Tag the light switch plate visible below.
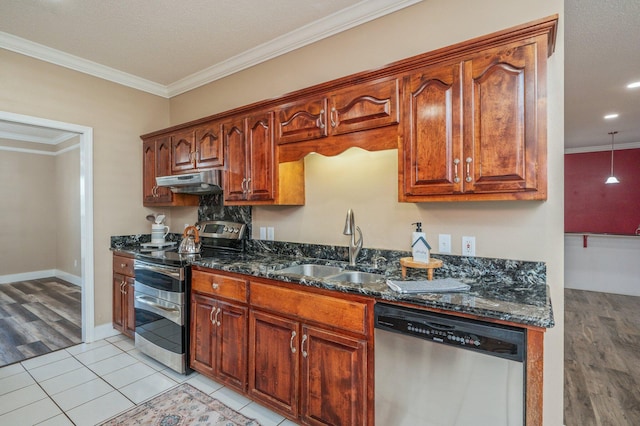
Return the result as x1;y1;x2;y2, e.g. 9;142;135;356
267;227;275;241
438;234;451;253
259;227;266;239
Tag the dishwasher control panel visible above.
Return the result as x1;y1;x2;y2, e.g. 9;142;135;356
375;303;525;362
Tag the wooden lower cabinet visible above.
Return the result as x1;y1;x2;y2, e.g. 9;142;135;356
112;254;135;338
190;293;248;391
300;325;367;426
189;270;373;425
249;310;368;425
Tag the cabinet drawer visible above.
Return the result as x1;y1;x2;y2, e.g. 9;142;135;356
250;282;368;335
192;270;248;303
113;254;134;276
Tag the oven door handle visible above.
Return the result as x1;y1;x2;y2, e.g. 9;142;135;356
134;261;183;280
135;295;180;314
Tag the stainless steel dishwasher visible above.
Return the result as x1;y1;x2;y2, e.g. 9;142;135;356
374;303;525;426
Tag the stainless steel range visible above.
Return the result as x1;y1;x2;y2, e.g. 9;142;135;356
133;220;246;374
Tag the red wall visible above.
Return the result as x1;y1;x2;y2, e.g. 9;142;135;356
565;148;640;235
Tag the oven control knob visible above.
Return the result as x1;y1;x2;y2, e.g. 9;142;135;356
224;226;229;233
233;227;239;233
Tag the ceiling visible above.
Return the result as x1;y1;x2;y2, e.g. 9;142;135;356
0;0;638;151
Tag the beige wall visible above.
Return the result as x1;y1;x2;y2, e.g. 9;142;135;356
0;49;171;325
169;1;564;424
56;138;81;277
0;146;57;274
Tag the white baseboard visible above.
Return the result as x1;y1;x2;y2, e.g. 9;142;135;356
55;270;82;286
0;269;82;286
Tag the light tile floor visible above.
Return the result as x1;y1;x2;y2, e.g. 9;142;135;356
0;334;299;426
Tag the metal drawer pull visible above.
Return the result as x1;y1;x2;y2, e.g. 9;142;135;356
301;334;308;358
215;307;221;326
465;157;472;183
330;107;337;128
209;307;216;325
453;158;460;183
247;178;252;193
121;281;127;294
135;295;179;313
318;109;325;129
211;282;219;290
290;331;297;353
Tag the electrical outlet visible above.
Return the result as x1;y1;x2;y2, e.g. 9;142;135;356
462;236;476;256
259;227;266;239
267;227;275;241
438;234;451;253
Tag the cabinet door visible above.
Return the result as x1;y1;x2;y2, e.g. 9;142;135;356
463;41;539;194
249;310;299;418
143;137;173;205
223;117;247;201
190;293;217;377
329;77;399;136
112;273;125;333
216;301;248;391
246;111;275;201
124;277;136;338
276;97;328;144
402;62;462;197
300;325;367;426
195;122;224;168
171;129;196;173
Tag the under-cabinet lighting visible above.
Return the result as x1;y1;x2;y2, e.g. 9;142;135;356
627;81;640;89
604;113;619;119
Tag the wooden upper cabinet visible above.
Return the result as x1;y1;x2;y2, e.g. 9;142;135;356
143;136;198;206
329;77;399;136
401;36;549;201
275;78;399;145
171;121;224;173
276;97;328;144
194;122;224;169
463;41;542;195
401;62;463;197
223;115;250;202
246;111;276;201
171;129;196;173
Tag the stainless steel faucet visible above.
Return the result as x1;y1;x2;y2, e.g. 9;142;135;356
343;209;363;266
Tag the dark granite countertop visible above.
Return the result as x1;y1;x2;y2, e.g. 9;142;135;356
111;237;554;329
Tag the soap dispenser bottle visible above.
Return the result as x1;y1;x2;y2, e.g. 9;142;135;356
411;222;430;263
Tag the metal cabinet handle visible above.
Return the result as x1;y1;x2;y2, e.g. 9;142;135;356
318;109;325;129
214;307;221;326
453;158;460;183
152;185;158;197
211;282;219;290
301;334;308;358
241;178;247;193
135;295;179;313
209;306;216;326
246;178;252;194
290;331;297;353
465;157;473;183
330;107;337;128
120;263;126;268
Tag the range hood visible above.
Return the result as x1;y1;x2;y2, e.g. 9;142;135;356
155;170;222;194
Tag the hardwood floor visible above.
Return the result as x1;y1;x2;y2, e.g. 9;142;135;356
564;288;640;426
0;277;81;367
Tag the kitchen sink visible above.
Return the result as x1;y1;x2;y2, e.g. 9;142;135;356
276;264;344;278
325;271;386;284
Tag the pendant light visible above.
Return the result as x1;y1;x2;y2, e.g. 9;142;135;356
605;131;620;184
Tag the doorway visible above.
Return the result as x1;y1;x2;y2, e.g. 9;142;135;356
0;111;94;346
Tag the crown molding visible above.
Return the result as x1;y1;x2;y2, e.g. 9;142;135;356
0;31;169;97
0;0;421;99
167;0;423;97
565;141;640;154
0;129;78;145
